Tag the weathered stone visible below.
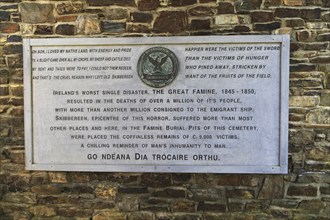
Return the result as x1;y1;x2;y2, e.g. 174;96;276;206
235;0;262;11
262;0;282;7
191;188;225;201
306;146;327;160
0;4;18;10
31;185;60;195
104;8;129;20
118;196;139;211
234;25;251;32
282;18;305;28
0;11;10;21
30;172;49;185
29;205;56;217
320;91;330;106
188;6;215;17
298;200;326;213
56;2;84;15
274;7;300;18
272;199;299;208
251;11;273;22
320;186;330;195
19;3;55;23
127;23;150;32
7;35;22;43
287;185;317;197
7;55;22;68
228;200;245;211
215;15;239;25
190;19;211;30
118;186;148;194
3;192;37;204
138;0;159;11
49;172;67;183
57;207;93;217
169;0;197;7
152;187;186;198
3;44;22;55
317;33;330;41
0;22;19;33
153;11;187;34
57;15;79;22
306;108;330;124
35;25;53;35
299;42;329;50
300;8;321;20
171;200;196;212
296;30;312;42
289;96;319;107
310;56;330;64
102;21;126;33
216;175;259;187
127;212;153;220
93;211;126;220
227;189;255;199
95;183;117;199
76;14;101;35
283;0;304;6
55;24;75;35
253;21;281;31
217;2;235;14
258;176;284;199
87;0;136;7
131;12;153;23
290;64;317;72
197;201;227;212
321;12;330;22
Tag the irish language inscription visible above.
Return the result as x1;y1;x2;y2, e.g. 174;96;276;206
24;36;289;173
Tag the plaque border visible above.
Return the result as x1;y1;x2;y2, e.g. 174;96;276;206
23;35;289;174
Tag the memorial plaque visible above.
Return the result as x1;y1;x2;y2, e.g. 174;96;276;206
24;36;289;173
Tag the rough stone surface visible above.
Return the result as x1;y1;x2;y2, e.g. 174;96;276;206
56;2;84;15
138;0;159;11
55;24;75;35
76;14;101;35
87;0;136;7
19;3;55;23
105;8;129;20
153;11;187;33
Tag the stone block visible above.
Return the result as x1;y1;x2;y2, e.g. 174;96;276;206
251;11;274;22
215;15;239;25
0;11;10;21
306;146;327;160
216;174;259;187
7;55;22;68
299;42;329;50
49;172;67;183
95;183;117;199
170;200;196;212
35;25;53;35
131;12;153;23
283;0;304;5
0;86;9;96
301;8;321;20
235;0;262;11
138;0;159;11
306;108;330;124
57;15;78;22
258;176;284;199
289;96;319;107
29;205;56;217
127;212;154;220
320;91;330;106
0;22;19;33
190;19;211;30
188;6;215;17
274;7;300;18
197;201;227;212
76;14;101;35
169;0;197;7
317;33;330;41
56;1;84;15
102;21;126;33
290;64;317;72
217;2;235;14
287;185;318;197
55;24;75;35
298;200;326;213
310;56;330;64
7;35;22;43
105;8;129;20
152;187;186;198
127;23;150;32
153;11;187;34
321;12;330;22
57;207;93;217
19;3;55;23
234;25;251;32
87;0;136;7
118;185;148;194
3;192;37;204
93;211;126;220
281;18;305;28
226;189;255;199
253;21;281;31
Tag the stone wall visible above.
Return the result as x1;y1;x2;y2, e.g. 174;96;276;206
0;0;329;219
